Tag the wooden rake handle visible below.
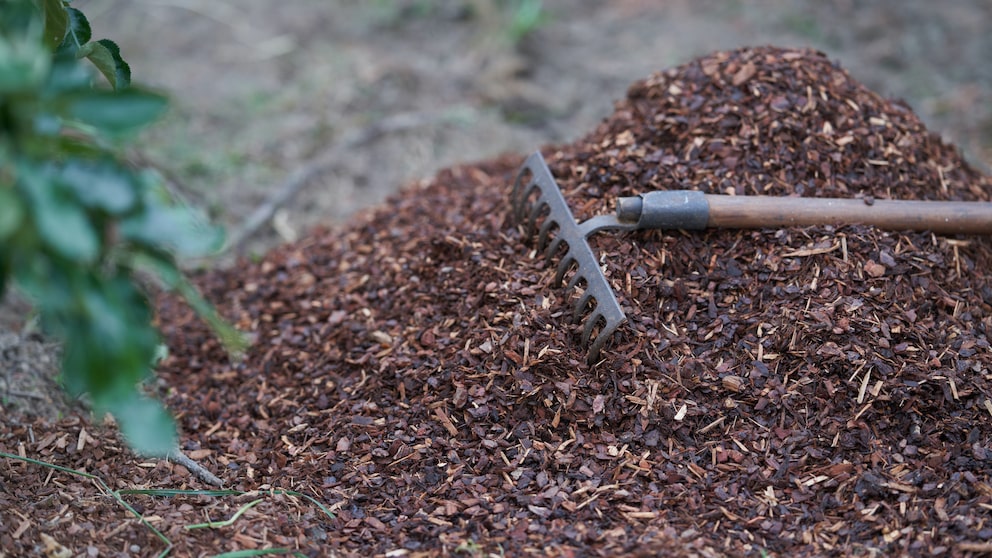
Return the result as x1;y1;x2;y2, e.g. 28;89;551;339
616;191;992;236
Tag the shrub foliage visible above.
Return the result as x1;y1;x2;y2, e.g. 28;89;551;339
0;0;245;455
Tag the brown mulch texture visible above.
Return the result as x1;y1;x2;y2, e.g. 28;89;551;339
4;46;992;556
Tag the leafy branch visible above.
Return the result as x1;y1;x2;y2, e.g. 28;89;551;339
0;0;247;456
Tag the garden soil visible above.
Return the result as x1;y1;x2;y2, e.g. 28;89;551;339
3;45;992;557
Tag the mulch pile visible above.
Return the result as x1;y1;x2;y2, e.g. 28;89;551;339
4;46;992;556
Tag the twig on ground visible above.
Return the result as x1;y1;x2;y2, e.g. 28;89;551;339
224;107;469;254
168;448;225;487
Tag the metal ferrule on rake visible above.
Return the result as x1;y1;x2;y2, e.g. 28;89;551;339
511;153;636;363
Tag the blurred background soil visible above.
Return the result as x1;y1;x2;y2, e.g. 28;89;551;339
1;0;991;415
89;0;992;256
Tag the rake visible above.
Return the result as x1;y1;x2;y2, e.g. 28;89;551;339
510;151;992;364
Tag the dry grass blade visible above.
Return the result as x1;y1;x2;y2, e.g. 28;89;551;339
0;450;173;555
185;498;264;530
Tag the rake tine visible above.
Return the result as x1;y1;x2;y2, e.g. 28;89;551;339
573;290;595;321
526;195;548;236
580;310;602;346
510;175;527;221
554;253;577;285
545;235;566;266
565;267;585;291
586;315;623;364
513;179;537;223
537;215;558;251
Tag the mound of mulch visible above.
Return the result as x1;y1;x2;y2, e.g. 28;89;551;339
4;46;992;556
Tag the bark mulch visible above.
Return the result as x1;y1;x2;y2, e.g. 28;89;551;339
4;46;992;557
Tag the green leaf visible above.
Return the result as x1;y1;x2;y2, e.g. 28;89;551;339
34;198;99;261
44;54;92;94
57;158;137;214
49;134;114;158
59;274;155;391
130;250;250;355
79;38;130;89
80;275;156;367
174;273;250;354
10;251;74;321
65;88;167;136
0;0;37;31
106;395;177;457
18;163;100;262
129;249;181;285
0;20;50;92
0;188;25;240
39;0;69;50
56;7;91;53
55;275;162;440
120;201;224;258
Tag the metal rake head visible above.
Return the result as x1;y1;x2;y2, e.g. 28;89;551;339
510;152;634;363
